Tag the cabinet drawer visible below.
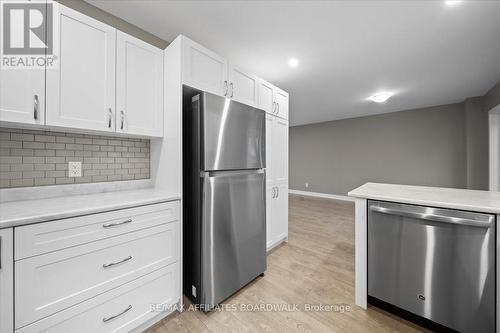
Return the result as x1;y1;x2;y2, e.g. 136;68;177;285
15;201;179;260
16;262;179;333
15;222;179;328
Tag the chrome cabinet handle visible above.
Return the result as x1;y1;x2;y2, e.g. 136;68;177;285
230;82;234;98
120;110;125;130
33;95;39;120
272;187;276;198
102;304;132;323
276;187;279;198
103;218;132;228
107;108;113;128
103;255;132;268
276;103;280;115
369;206;493;228
223;80;228;96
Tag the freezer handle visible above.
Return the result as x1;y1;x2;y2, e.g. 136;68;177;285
200;169;265;178
369;205;494;228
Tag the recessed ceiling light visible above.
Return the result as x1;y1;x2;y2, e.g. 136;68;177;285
445;0;463;6
288;58;299;68
369;92;393;103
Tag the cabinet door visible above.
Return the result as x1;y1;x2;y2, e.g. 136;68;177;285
0;69;45;126
271;181;288;243
274;88;289;120
182;37;228;97
272;117;289;184
116;31;163;137
0;228;14;333
46;5;116;132
257;79;275;114
266;184;274;250
228;63;258;106
265;113;274;185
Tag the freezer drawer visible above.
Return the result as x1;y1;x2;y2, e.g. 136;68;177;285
368;200;495;333
201;170;266;307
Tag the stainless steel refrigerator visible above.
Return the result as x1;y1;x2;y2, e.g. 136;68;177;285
183;90;266;310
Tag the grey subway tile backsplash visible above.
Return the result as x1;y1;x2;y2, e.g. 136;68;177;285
0;128;150;188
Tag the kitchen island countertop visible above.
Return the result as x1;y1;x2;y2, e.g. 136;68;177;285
349;182;500;214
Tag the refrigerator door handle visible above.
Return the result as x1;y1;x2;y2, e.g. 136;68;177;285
200;169;265;178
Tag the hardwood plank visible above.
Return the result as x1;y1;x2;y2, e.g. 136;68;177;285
145;194;428;333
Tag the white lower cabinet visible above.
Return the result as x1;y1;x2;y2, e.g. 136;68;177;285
265;114;289;250
271;181;288;243
0;228;14;333
11;201;180;333
16;263;179;333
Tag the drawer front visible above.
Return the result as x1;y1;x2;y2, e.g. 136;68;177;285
15;201;179;260
15;222;179;328
16;262;180;333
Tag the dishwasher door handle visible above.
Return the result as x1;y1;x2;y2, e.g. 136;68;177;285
369;205;494;228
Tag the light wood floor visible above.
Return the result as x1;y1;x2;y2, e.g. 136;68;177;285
146;195;428;333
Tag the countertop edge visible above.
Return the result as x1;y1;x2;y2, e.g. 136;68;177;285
348;193;500;214
0;195;181;229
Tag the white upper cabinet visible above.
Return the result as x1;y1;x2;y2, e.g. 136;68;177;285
274;88;289;120
116;31;163;137
257;79;275;114
182;37;228;97
257;79;289;120
0;69;45;126
228;63;258;106
180;36;288;117
46;5;116;132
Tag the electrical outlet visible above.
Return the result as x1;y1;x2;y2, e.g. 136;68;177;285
68;161;82;177
305;183;309;188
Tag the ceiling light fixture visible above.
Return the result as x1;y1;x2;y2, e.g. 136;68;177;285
369;92;393;103
288;58;299;68
445;0;463;6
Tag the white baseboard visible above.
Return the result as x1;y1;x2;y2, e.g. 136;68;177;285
289;189;354;202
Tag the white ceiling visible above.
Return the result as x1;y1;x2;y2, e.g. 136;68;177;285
87;0;500;126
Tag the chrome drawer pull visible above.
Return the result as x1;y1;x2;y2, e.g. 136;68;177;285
102;256;132;268
102;304;132;323
102;219;132;228
107;108;113;128
33;95;39;120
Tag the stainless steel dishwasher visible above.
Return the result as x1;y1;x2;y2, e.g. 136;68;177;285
368;200;496;333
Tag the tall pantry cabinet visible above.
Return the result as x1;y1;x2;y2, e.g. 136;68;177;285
162;35;289;251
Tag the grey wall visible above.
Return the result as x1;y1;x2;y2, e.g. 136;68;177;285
58;0;168;49
464;97;488;190
290;103;467;195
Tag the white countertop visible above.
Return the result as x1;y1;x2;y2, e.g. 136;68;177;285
348;183;500;214
0;188;180;228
